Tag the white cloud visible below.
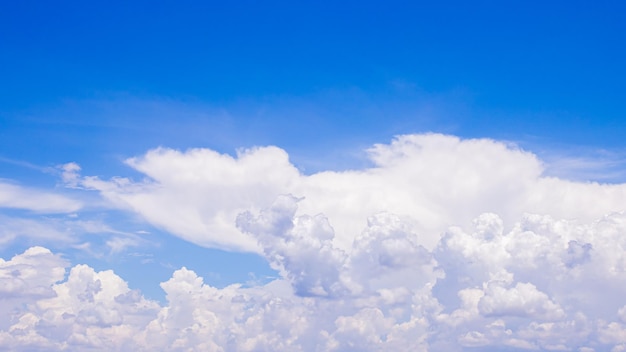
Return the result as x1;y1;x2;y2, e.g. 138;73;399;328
2;133;626;350
539;148;626;183
237;195;349;297
75;146;300;252
478;280;565;320
0;181;81;213
0;246;66;300
0;214;147;256
67;134;626;253
1;206;626;350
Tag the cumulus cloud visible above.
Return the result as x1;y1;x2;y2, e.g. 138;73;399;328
71;146;300;252
0;248;159;350
2;133;626;350
2;202;626;350
67;133;626;252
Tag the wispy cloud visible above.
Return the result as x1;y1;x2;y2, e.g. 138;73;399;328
0;181;81;213
0;156;54;173
541;148;626;183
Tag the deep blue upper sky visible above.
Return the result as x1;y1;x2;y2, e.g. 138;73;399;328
0;0;624;180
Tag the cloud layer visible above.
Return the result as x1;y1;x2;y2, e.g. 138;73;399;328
2;133;626;350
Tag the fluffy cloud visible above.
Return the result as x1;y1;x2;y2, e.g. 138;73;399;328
2;204;626;350
70;146;300;252
0;246;66;301
2;133;626;350
0;248;159;350
68;134;626;252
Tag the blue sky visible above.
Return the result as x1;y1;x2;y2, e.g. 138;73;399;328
1;1;626;350
2;1;625;150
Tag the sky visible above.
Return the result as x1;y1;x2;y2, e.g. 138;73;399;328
1;1;626;350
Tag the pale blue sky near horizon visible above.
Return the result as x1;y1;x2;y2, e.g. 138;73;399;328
1;0;625;301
